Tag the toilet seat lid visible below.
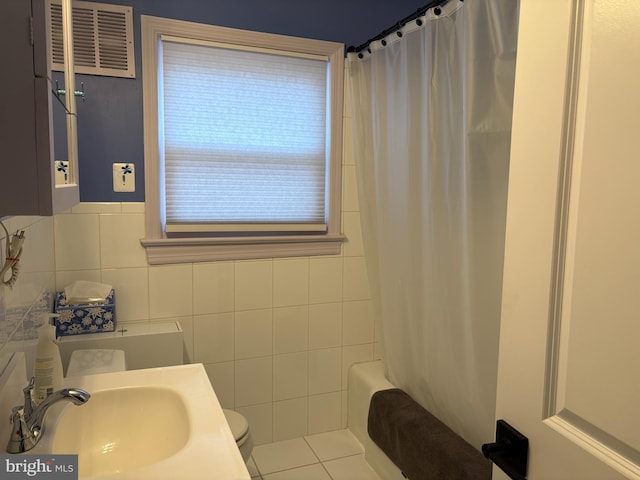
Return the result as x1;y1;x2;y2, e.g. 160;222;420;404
67;349;126;376
223;409;249;441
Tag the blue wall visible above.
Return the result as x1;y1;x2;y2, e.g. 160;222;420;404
74;0;427;202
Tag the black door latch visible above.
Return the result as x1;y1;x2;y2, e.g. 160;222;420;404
482;419;529;480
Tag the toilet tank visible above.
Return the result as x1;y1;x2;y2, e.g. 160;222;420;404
58;322;183;374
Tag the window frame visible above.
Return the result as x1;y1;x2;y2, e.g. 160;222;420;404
140;15;344;264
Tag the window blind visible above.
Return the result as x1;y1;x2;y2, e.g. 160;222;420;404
161;39;329;233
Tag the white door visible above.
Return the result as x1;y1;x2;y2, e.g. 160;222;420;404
493;0;640;479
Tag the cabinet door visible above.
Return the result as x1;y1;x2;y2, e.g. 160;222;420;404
0;0;79;216
1;0;42;214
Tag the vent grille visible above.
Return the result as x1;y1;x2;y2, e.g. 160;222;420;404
49;1;135;78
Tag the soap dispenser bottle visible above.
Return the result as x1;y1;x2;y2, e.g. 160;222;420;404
33;313;64;405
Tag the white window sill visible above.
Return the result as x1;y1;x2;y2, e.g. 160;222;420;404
140;234;345;264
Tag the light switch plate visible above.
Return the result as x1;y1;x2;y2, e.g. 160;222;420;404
55;161;70;185
113;163;135;192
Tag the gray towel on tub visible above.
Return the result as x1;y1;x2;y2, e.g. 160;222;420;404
367;388;491;480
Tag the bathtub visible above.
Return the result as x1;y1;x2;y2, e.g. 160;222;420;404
347;360;405;480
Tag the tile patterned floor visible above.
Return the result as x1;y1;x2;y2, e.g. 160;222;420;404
247;429;382;480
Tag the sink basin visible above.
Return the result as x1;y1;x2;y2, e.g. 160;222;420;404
52;386;190;476
30;363;250;480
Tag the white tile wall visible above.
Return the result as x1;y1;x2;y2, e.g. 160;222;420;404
99;213;147;269
309;258;344;304
272;397;308;441
342;300;374;346
0;75;382;444
273;351;308;400
0;216;57;374
55;269;101;290
101;267;149;322
308;303;342;350
237;402;273;445
273;258;309;307
341;166;360;213
148;263;193;318
236;356;273;407
308;392;342;433
308;348;342;395
54;214;101;271
273;306;308;354
45;192;378;444
193;262;234;314
342;212;364;257
235;309;273;359
20;217;55;275
194;313;234;363
204;360;234;407
235;261;273;311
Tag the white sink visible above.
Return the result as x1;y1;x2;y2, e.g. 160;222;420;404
32;363;250;480
52;386;190;476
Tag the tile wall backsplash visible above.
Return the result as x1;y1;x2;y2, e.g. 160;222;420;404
1;206;380;446
0;215;56;374
0;75;381;445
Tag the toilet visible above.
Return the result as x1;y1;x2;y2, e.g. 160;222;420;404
223;409;253;463
65;345;253;463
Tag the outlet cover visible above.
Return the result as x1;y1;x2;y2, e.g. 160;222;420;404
113;163;135;192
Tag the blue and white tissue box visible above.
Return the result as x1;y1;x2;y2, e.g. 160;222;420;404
54;289;116;336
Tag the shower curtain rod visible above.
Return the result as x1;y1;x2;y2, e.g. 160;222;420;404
346;0;450;55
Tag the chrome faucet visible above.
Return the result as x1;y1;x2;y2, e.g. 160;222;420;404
6;377;90;454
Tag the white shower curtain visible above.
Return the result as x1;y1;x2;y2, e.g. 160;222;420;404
348;0;519;449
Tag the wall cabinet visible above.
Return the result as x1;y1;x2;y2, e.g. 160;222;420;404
0;0;79;216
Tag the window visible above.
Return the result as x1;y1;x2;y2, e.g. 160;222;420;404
141;16;345;264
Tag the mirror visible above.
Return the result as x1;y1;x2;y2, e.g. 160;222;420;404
53;0;78;188
53;76;70;186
